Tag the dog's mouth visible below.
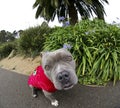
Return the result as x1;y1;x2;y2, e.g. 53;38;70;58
63;84;73;90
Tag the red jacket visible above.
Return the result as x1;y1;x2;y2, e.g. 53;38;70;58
28;66;57;92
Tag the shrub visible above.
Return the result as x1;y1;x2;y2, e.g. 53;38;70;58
43;19;120;85
0;42;16;59
18;24;52;57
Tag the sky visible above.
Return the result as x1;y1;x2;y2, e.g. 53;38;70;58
105;0;120;23
0;0;120;32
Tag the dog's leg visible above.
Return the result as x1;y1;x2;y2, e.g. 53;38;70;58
29;85;38;98
32;87;38;98
42;90;59;107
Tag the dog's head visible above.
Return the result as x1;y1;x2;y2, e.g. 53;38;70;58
41;48;78;90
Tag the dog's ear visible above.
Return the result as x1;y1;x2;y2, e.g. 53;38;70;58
40;51;49;58
40;52;44;58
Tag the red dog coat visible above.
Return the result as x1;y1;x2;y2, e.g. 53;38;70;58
28;66;57;92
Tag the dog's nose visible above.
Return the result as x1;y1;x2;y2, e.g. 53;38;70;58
57;71;70;84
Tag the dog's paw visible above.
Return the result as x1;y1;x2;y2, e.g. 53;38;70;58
51;100;59;107
32;94;37;98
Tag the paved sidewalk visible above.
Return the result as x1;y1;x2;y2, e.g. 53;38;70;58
0;68;120;108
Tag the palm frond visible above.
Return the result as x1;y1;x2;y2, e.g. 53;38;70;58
91;0;105;19
75;1;90;19
33;0;109;24
100;0;109;4
33;0;40;8
35;6;43;18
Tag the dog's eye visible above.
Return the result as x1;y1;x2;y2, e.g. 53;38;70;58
45;65;51;70
64;55;72;61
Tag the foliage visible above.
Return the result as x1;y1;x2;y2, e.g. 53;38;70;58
33;0;109;25
0;30;15;44
43;19;120;85
0;42;16;59
18;23;52;57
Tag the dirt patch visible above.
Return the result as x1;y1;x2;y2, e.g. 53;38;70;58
0;55;41;75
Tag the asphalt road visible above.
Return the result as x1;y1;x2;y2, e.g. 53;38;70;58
0;68;120;108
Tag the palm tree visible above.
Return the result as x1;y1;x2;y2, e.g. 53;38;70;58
33;0;109;25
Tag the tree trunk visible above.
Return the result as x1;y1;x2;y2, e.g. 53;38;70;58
68;0;78;25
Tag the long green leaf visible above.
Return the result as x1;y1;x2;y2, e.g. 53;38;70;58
109;59;113;79
105;52;110;60
82;56;86;75
91;52;106;75
83;45;92;66
77;63;83;76
112;51;118;72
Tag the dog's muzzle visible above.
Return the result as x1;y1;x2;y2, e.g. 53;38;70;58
57;71;73;89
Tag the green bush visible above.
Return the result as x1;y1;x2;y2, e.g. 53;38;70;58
43;19;120;85
0;42;16;59
18;24;52;57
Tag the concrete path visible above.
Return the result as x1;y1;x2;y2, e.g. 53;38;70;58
0;68;120;108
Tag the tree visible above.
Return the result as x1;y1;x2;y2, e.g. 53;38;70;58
33;0;109;25
0;30;6;43
0;30;15;43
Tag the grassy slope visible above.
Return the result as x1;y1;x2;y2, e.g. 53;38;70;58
0;55;41;75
